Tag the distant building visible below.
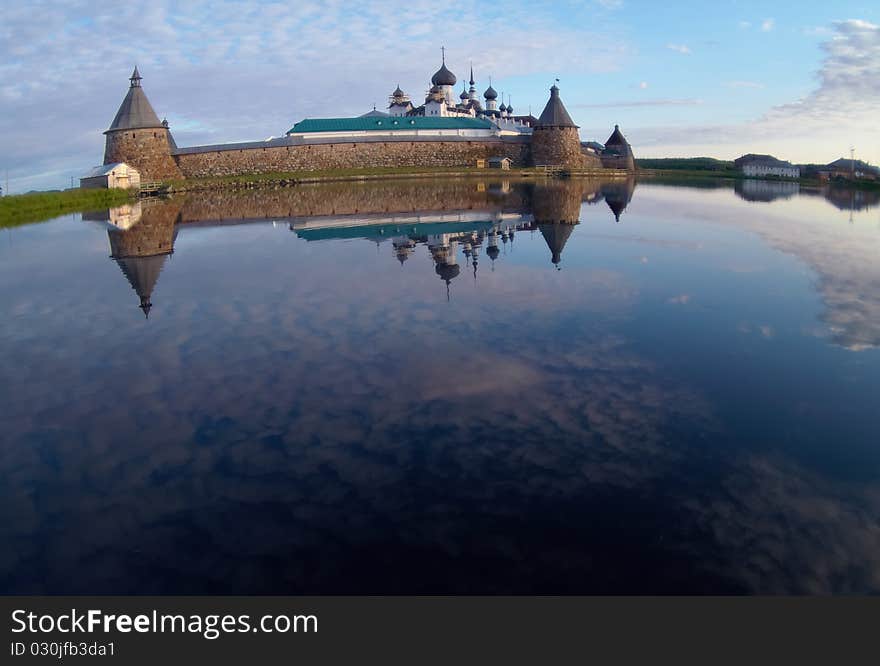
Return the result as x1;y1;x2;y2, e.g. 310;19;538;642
734;154;800;178
823;158;880;181
80;162;141;189
488;156;512;170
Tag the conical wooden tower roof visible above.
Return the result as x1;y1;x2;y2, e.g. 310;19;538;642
106;68;163;133
536;85;577;128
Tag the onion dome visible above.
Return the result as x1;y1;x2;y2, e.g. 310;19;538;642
499;102;507;113
392;85;405;98
460;86;470;101
484;84;498;101
431;52;457;86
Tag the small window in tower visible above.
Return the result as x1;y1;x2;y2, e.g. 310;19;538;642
377;121;382;125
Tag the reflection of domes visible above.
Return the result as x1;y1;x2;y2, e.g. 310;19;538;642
435;263;461;283
486;245;500;261
432;62;457;86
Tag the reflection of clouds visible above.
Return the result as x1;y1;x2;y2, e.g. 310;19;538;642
640;184;880;351
685;456;880;594
2;185;880;594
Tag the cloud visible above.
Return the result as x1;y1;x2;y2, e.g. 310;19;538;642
639;81;648;89
0;1;634;192
761;18;775;32
575;98;702;109
595;0;624;8
666;43;691;54
738;21;751;29
725;80;765;89
637;19;880;164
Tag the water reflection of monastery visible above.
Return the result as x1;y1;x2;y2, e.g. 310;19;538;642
288;179;637;296
85;179;635;314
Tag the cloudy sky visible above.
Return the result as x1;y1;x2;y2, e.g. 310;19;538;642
2;0;879;192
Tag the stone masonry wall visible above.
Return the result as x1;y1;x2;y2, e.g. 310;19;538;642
104;128;183;182
178;178;533;223
107;200;181;258
530;127;591;168
175;140;530;179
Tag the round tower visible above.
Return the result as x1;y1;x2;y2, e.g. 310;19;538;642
530;84;585;168
103;68;182;182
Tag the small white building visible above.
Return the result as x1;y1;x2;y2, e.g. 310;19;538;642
734;154;800;179
80;163;141;189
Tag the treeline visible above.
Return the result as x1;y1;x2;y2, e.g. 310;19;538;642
635;157;737;172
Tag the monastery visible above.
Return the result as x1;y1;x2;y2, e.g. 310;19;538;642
100;54;635;183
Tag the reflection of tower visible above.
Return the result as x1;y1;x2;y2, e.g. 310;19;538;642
106;202;179;317
601;177;636;222
531;180;582;268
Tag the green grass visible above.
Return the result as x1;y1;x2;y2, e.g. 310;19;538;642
0;188;136;228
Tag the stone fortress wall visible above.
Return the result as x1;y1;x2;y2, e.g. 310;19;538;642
173;137;532;179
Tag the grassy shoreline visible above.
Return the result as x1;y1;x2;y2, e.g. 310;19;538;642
0;188;136;228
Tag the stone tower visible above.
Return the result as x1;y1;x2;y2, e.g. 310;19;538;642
530;85;585;168
103;68;182;182
600;125;636;171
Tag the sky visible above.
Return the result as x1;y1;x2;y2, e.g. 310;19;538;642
1;0;879;192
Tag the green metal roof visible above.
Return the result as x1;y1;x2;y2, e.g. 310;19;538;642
287;116;494;135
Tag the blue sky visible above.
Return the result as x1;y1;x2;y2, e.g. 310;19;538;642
1;0;879;192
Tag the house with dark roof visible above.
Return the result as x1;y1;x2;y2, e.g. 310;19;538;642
823;158;880;181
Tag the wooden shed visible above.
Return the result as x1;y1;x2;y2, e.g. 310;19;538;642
80;163;141;190
488;156;512;170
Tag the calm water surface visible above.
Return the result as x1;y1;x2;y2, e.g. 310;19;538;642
1;177;879;594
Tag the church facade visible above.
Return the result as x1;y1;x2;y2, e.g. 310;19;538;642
98;55;635;182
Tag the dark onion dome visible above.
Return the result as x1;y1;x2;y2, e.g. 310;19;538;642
499;102;507;112
605;124;628;146
536;84;578;128
432;61;457;86
460;87;470;100
392;85;405;98
507;103;514;114
486;245;500;261
483;84;498;100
